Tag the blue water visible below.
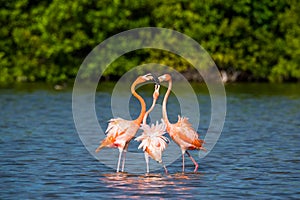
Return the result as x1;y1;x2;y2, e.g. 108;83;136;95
0;83;299;199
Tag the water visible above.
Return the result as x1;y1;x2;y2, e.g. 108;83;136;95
0;83;299;199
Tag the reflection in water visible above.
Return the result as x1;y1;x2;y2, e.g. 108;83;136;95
99;172;201;198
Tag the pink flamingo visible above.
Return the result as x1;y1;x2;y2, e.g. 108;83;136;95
159;74;206;172
135;84;169;174
95;73;156;172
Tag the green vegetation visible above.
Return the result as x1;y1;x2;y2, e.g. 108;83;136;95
1;0;299;84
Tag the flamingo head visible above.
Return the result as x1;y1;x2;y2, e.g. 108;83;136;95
158;74;171;83
153;84;160;100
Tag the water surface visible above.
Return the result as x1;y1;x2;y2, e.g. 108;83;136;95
0;83;299;199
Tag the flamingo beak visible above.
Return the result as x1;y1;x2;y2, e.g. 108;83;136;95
151;73;160;86
141;73;160;86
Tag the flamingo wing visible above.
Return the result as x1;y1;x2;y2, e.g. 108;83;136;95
106;118;132;137
169;116;204;150
97;118;139;152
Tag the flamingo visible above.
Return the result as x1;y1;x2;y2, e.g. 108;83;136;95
158;74;206;173
135;84;169;174
95;73;156;172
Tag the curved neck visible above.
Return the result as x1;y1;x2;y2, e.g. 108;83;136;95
142;97;157;124
162;79;172;125
131;81;146;125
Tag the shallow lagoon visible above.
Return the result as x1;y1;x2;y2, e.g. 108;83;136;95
1;83;299;199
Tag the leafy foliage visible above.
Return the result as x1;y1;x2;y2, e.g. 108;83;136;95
1;0;299;84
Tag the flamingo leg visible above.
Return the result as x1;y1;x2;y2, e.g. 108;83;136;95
186;151;199;172
121;150;126;172
121;143;129;172
116;150;123;172
182;153;185;173
162;162;168;174
144;153;149;174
